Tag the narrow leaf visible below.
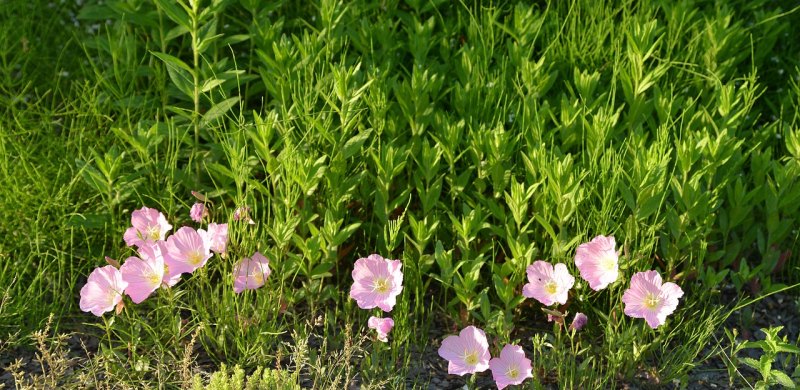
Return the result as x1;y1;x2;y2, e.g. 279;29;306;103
151;51;194;73
202;97;240;124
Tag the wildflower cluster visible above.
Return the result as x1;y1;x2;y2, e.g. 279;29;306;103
438;326;532;389
79;199;270;317
80;204;682;389
521;235;684;329
438;235;684;388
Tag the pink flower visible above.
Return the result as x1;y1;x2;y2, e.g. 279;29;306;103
119;243;179;303
163;227;211;275
233;252;271;293
489;344;533;390
574;235;619;290
80;265;127;316
189;203;208;222
437;326;491;376
522;261;574;306
120;247;165;304
199;223;227;254
621;270;684;329
123;207;172;248
367;316;394;342
349;254;403;312
569;312;588;331
145;242;181;287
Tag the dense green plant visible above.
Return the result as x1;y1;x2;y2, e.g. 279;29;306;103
723;326;800;389
2;0;800;387
191;364;300;390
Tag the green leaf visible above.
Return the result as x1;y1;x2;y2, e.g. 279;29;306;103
202;97;240;124
153;0;191;29
743;340;769;351
206;162;237;182
220;34;251;46
771;370;796;388
776;343;800;355
151;51;194;73
201;78;226;93
759;355;773;379
309;263;334;280
165;66;194;99
492;274;509;305
76;159;109;195
479;289;491;322
331;223;361;246
165;25;190;42
740;357;760;371
197;19;223;54
342;129;372;159
535;214;557;242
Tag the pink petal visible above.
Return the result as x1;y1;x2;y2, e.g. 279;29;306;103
489;344;533;389
79;265;127;316
368;316;394;342
574;235;619;290
349;254;403;312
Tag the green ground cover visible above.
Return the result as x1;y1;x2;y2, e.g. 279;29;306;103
1;0;799;388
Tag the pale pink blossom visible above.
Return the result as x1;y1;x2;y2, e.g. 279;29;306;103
189;202;208;222
437;326;491;376
80;265;127;316
120;252;163;304
123;207;172;248
233;252;271;293
622;270;684;329
489;344;533;390
199;223;228;254
349;254;403;312
367;316;394;342
522;261;574;306
120;243;179;303
569;312;588;331
574;235;619;290
144;242;181;287
163;227;211;275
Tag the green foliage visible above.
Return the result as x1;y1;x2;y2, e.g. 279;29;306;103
2;0;800;388
724;327;800;389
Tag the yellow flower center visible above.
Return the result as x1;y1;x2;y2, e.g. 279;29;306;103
106;292;117;307
600;255;617;271
147;271;160;286
373;278;390;294
188;251;203;266
146;226;161;241
506;365;519;379
463;350;479;366
253;270;264;284
544;281;558;295
644;293;660;309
